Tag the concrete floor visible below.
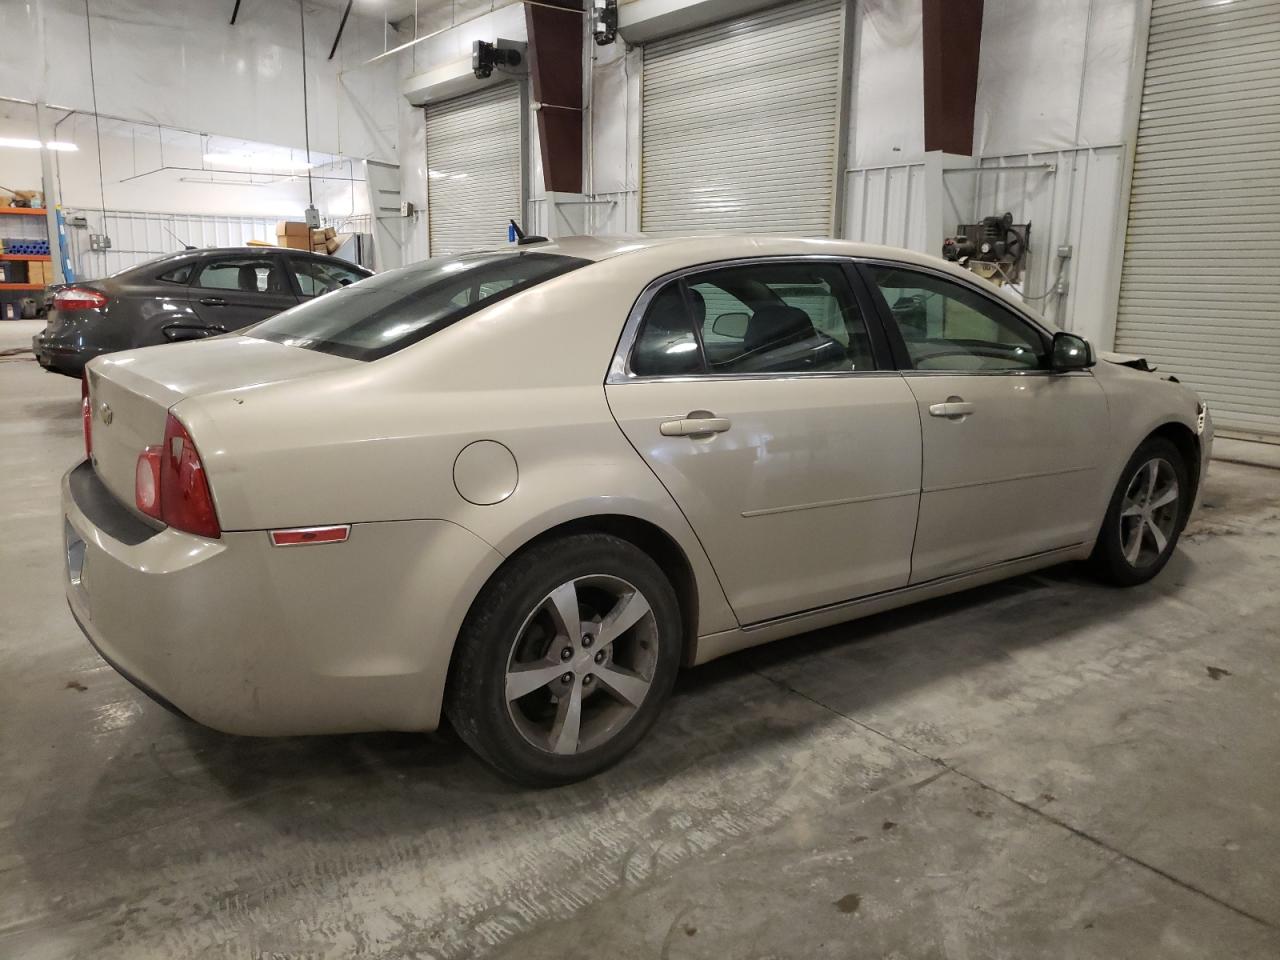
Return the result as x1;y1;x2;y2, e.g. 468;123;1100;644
2;317;1278;959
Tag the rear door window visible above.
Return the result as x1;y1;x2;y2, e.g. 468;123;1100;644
631;260;876;377
248;251;588;361
195;256;290;295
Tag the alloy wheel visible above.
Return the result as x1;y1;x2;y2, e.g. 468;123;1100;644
504;575;659;755
1119;458;1180;569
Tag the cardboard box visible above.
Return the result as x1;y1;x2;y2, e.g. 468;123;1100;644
278;235;310;250
275;220;311;238
323;227;336;240
325;234;349;254
309;228;327;244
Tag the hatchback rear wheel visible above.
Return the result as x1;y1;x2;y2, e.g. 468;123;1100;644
446;533;681;786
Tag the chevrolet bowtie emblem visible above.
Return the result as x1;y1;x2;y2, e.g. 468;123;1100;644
99;402;113;425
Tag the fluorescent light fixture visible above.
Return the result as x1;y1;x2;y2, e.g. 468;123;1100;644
203;151;313;171
0;137;77;151
178;177;271;187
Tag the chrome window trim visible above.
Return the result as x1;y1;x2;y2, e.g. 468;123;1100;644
606;255;886;385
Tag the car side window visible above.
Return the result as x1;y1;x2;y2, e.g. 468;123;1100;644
156;263;194;284
195;256;288;295
865;265;1046;371
292;259;368;298
630;284;704;377
630;261;876;378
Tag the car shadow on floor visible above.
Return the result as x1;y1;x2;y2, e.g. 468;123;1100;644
127;550;1201;823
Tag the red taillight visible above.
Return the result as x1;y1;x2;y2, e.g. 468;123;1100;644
133;413;221;538
54;287;109;311
81;376;92;458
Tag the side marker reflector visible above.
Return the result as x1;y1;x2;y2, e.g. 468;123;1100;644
270;525;351;547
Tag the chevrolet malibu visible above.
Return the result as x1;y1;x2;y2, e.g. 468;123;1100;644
63;236;1212;785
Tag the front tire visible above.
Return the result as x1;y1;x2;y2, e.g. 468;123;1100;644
445;533;682;787
1090;436;1189;586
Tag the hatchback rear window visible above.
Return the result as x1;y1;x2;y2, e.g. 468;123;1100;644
246;251;588;361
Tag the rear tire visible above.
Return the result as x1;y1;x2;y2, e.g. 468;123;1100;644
1090;436;1189;586
445;533;682;787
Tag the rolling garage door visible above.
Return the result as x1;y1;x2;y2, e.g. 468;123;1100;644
425;83;522;256
641;0;845;235
1115;0;1280;436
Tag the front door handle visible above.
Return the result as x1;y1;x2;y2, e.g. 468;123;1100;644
199;297;227;306
660;414;731;437
928;397;975;420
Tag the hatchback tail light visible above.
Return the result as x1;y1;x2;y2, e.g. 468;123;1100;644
54;287;109;311
134;413;221;538
81;376;92;458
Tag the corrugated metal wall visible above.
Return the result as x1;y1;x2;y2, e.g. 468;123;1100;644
64;209;278;280
843;145;1126;338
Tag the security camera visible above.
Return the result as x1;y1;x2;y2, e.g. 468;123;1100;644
472;40;521;80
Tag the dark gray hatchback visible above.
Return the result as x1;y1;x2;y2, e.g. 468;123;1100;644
33;247;372;378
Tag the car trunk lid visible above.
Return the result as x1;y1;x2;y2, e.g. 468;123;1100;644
85;336;357;518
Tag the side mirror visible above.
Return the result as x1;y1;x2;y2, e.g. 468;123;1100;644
711;312;749;339
1051;331;1094;371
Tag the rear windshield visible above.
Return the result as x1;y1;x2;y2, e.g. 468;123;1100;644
246;251;588;361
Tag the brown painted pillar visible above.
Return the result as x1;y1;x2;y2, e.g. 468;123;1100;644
921;0;984;156
525;0;584;194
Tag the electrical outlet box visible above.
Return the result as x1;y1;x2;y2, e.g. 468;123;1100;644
89;234;111;252
1057;244;1073;260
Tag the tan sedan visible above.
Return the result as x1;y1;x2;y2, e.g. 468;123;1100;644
63;236;1212;785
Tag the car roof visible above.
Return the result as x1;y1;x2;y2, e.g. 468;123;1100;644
526;234;1057;331
138;247;369;267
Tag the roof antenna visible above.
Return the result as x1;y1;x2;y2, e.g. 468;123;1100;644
509;219;548;246
161;225;196;250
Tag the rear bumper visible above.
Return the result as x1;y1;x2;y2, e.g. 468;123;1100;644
62;461;504;736
33;332;105;377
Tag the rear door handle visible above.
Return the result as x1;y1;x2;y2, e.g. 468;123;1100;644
928;398;975;419
199;297;227;306
660;415;731;437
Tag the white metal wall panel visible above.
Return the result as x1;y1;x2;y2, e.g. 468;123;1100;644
1115;0;1280;436
425;83;522;257
641;0;845;235
63;209;277;280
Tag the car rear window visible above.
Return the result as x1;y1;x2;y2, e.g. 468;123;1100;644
246;251;588;361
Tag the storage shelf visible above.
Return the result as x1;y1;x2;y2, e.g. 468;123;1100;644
0;283;44;290
0;254;50;262
0;207;47;217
